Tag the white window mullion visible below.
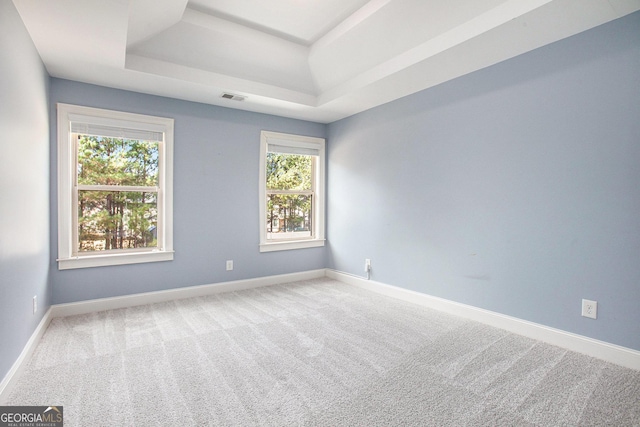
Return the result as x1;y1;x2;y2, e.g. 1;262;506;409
156;136;165;251
266;190;314;196
71;130;80;257
77;185;158;192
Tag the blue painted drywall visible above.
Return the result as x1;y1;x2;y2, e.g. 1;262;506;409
0;2;51;382
327;12;640;351
49;79;327;304
4;5;639;391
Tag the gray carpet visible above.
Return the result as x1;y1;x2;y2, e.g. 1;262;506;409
6;278;640;426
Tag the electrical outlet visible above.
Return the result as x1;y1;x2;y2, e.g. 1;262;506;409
365;259;371;273
226;260;233;271
582;299;597;319
33;295;37;315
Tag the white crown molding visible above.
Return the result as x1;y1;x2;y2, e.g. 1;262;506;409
14;0;640;122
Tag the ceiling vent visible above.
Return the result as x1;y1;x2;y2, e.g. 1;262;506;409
221;93;246;102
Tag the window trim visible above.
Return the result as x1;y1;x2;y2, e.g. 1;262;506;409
259;131;325;252
57;103;174;269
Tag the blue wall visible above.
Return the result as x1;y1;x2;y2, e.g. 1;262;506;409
49;80;327;304
0;2;51;383
327;12;640;351
3;5;639;387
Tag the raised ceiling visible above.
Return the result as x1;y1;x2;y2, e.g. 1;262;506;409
12;0;640;123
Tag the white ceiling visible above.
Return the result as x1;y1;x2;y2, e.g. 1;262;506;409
12;0;640;123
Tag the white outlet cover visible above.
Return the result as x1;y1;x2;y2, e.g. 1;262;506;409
581;299;597;319
226;260;233;271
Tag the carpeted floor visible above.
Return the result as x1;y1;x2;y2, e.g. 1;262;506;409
6;278;640;426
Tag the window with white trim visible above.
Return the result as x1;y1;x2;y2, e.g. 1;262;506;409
259;131;325;252
57;103;174;269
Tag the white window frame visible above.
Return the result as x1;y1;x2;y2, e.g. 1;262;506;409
259;131;325;252
57;103;174;269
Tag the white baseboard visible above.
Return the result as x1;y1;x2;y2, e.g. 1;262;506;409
3;266;637;406
52;269;326;318
327;269;640;371
0;269;325;403
0;307;53;404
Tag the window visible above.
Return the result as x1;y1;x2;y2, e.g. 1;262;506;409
259;131;325;252
57;103;173;269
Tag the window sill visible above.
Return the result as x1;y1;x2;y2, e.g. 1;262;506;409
259;239;325;253
58;250;174;270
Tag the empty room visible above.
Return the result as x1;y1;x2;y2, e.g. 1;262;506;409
1;0;640;425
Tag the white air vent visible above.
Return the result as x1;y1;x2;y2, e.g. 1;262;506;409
221;93;246;101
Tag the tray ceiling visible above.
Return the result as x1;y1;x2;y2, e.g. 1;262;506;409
13;0;640;123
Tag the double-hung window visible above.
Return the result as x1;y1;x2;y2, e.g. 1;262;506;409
57;103;174;269
259;131;325;252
